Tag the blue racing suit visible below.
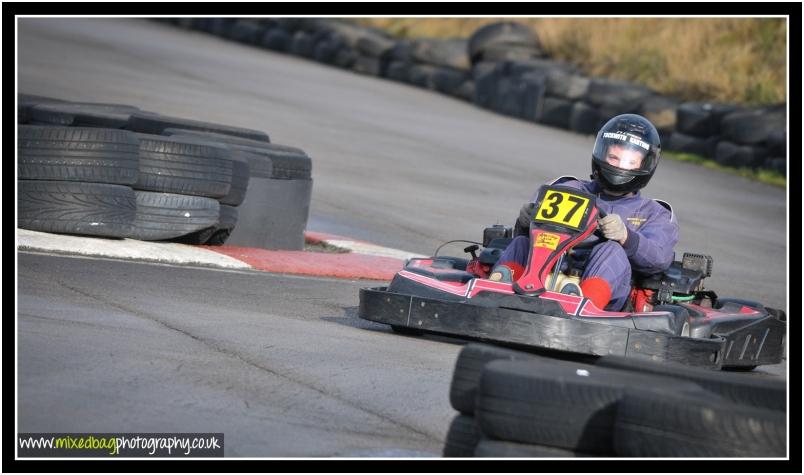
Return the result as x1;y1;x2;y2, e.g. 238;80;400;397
498;176;679;311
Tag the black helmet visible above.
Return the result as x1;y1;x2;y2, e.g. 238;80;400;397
591;114;661;194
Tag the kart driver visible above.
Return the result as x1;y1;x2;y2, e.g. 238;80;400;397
487;114;679;311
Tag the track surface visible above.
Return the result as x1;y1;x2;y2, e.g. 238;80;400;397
18;253;453;456
16;19;788;456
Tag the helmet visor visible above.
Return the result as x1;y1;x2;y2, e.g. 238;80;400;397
592;132;658;174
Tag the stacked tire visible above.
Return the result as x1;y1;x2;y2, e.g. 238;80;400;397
158;128;313;249
444;343;786;458
18;125;140;238
18;94;312;249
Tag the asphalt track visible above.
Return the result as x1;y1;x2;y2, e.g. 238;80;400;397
16;18;789;457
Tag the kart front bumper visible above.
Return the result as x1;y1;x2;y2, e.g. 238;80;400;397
359;287;784;370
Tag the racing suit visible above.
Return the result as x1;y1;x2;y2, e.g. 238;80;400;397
497;176;679;311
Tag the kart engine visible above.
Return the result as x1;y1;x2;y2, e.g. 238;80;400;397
637;253;714;305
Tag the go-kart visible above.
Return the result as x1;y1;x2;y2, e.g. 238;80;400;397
359;184;786;370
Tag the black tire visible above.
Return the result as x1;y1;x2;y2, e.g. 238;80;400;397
474;44;546;64
468;22;542;64
442;415;481;457
765;307;786;322
312;38;342;64
569;101;604;135
18;126;140;185
129;191;220;241
289;30;315;58
545;71;591;101
585;78;655;112
471;62;500;108
134;134;234;198
260;28;291;52
613;388;786;457
535;97;573;128
385;61;412;83
714;141;764;168
430;67;470;95
449;343;538;415
225;19;263;44
332;48;358;69
352;55;382;76
390;325;424;336
594;354;786;411
171;227;217;245
720;104;786;145
161;129;310;180
407;64;439;89
476;359;704;455
18;180;135;238
229;143;311;180
217;204;239;230
651;304;691;336
126;111;271;143
638;95;679;135
675;102;738;137
474;438;591;458
28;102;141;129
205;229;232;246
175;203;239;245
666;132;720;159
219;151;252;206
355;34;395;58
18;94;68;124
409;38;470;70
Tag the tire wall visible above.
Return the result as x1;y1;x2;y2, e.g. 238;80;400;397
444;343;786;458
157;18;787;176
18;99;313;250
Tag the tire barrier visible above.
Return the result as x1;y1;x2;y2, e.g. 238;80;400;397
444;343;786;457
154;18;787;177
17;94;313;249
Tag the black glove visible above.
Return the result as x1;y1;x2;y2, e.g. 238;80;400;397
515;202;536;235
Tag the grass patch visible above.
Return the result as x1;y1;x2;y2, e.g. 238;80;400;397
353;18;787;106
663;151;786;188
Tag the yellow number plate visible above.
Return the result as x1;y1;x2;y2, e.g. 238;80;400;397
535;190;591;229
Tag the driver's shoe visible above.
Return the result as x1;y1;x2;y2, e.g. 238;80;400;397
489;265;514;283
559;282;583;297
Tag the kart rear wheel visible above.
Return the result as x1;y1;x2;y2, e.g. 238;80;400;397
765;307;786;321
652;304;691;337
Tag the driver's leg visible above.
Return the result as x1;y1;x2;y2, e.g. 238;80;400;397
488;235;528;282
580;241;632;311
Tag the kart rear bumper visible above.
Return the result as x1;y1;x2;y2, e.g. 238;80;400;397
714;315;786;368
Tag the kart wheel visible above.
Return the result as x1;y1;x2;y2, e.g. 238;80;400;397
390;325;424;336
652;304;691;337
765;307;786;321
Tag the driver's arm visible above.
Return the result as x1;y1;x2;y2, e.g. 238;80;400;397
621;204;679;275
